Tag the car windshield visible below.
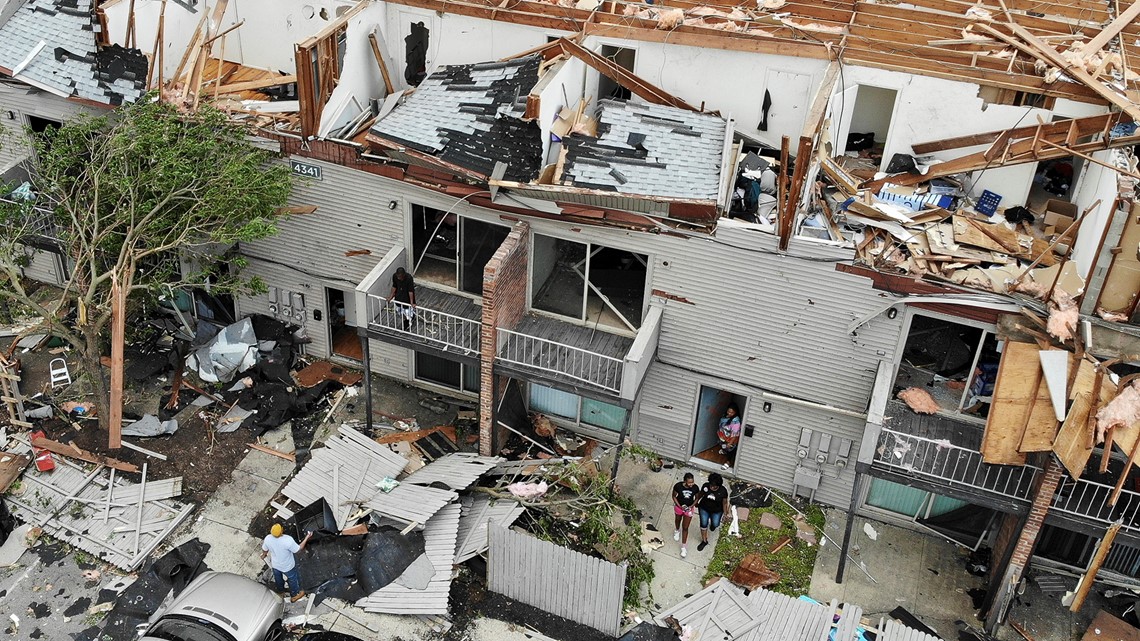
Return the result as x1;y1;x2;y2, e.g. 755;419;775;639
146;615;237;641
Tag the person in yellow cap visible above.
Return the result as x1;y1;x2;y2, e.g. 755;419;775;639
261;523;313;602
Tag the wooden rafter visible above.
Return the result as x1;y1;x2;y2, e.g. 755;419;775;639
868;114;1140;189
911;112;1130;154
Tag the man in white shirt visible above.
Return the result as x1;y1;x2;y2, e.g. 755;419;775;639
261;523;313;602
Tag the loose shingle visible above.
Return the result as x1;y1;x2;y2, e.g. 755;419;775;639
0;0;146;104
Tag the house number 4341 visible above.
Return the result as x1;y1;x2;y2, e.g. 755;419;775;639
291;160;322;180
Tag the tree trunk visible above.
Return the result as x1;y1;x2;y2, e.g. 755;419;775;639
80;327;111;434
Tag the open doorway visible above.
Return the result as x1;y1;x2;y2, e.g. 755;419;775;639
691;385;747;470
325;287;361;361
597;45;634;100
1028;156;1081;212
530;234;648;332
846;85;897;172
404;21;429;87
894;314;1001;420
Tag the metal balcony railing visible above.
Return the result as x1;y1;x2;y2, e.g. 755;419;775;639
496;328;624;394
1052;476;1140;535
366;295;480;355
873;428;1040;501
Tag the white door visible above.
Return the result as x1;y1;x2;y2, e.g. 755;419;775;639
830;85;859;156
760;69;813;145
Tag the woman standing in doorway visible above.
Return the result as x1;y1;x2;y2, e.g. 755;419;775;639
696;472;730;552
717;404;742;469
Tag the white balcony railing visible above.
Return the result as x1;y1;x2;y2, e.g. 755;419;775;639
1052;476;1140;535
873;428;1040;501
367;295;480;355
496;328;624;394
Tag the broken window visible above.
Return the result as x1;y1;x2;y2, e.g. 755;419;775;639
411;204;510;295
978;86;1055;110
405;21;429;87
597;45;634;101
26;115;60;135
865;478;994;549
415;351;479;393
530;234;648;331
894;313;1001;419
529;383;627;432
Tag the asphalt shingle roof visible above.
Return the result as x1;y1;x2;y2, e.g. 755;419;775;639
370;55;543;182
562;99;726;200
0;0;147;105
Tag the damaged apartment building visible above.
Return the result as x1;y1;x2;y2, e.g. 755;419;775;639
4;0;1140;633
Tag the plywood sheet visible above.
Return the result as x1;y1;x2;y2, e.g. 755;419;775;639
1054;392;1094;479
982;341;1038;465
953;215;1022;254
1019;375;1060;452
1098;201;1140;314
1083;609;1140;641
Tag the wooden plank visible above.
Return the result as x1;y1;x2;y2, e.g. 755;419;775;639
1019;373;1061;452
1082;0;1140;57
1071;522;1122;612
981;342;1038;465
30;436;139;473
120;441;167;460
1054;393;1095;479
247;442;295;461
213;74;296;94
109;278;125;449
368;30;395;95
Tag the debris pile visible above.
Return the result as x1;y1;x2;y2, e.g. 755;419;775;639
819;159;1085;303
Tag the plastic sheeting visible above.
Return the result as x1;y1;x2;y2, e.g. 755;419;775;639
187;318;259;383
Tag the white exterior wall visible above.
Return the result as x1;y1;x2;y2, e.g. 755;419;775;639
0;84;95;171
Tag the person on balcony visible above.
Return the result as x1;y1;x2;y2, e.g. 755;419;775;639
717;404;742;469
387;267;417;330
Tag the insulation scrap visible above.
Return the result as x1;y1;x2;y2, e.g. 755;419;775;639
1096;381;1140;443
1046;291;1078;342
1013;279;1048;298
657;8;684;29
1098;307;1130;322
965;5;994;20
532;413;556;438
759;0;785;7
507;480;549;500
898;387;940;414
780;18;845;33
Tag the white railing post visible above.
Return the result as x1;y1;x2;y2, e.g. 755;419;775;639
496;328;624;394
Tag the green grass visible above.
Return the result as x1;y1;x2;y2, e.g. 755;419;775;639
703;493;825;597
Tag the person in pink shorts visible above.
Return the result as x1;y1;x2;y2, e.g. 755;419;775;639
672;473;698;558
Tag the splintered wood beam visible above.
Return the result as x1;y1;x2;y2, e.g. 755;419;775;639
212;74;297;95
1082;0;1140;58
368;30;395;95
109;278;125;450
979;23;1140;121
867;126;1140;190
556;39;699;111
803;60;840;139
1070;521;1121;612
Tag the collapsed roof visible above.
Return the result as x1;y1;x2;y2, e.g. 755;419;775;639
369;56;544;183
0;0;147;105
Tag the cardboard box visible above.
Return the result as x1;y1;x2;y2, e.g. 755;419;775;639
1043;198;1077;234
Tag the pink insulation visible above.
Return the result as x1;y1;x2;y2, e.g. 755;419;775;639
898;387;940;415
1096;381;1140;443
1046;291;1078;342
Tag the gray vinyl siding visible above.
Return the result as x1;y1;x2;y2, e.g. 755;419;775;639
634;361;864;507
237;157;406;359
0;84;96;171
20;246;63;286
650;227;902;412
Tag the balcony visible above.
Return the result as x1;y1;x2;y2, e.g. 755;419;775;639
1051;475;1140;541
356;247;481;360
496;306;661;402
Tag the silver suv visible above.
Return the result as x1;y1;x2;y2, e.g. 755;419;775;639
140;571;285;641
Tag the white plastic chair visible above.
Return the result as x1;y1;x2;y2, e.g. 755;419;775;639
48;358;71;389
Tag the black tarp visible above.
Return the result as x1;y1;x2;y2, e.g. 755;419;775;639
99;539;211;640
618;622;677;641
283;526;426;605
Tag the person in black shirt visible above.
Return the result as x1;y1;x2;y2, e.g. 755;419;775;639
387;267;417;330
696;472;730;552
672;473;698;558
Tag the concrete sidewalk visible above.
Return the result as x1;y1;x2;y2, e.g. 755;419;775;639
616;460;722;617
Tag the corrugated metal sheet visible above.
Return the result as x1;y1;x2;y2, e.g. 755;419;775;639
654;580;869;641
487;525;626;636
634;361;866;507
21;247;62;286
237;156;406;359
365;483;457;528
404;453;502;490
281;425;407;528
453;495;525;563
356;501;461;615
6;449;192;571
